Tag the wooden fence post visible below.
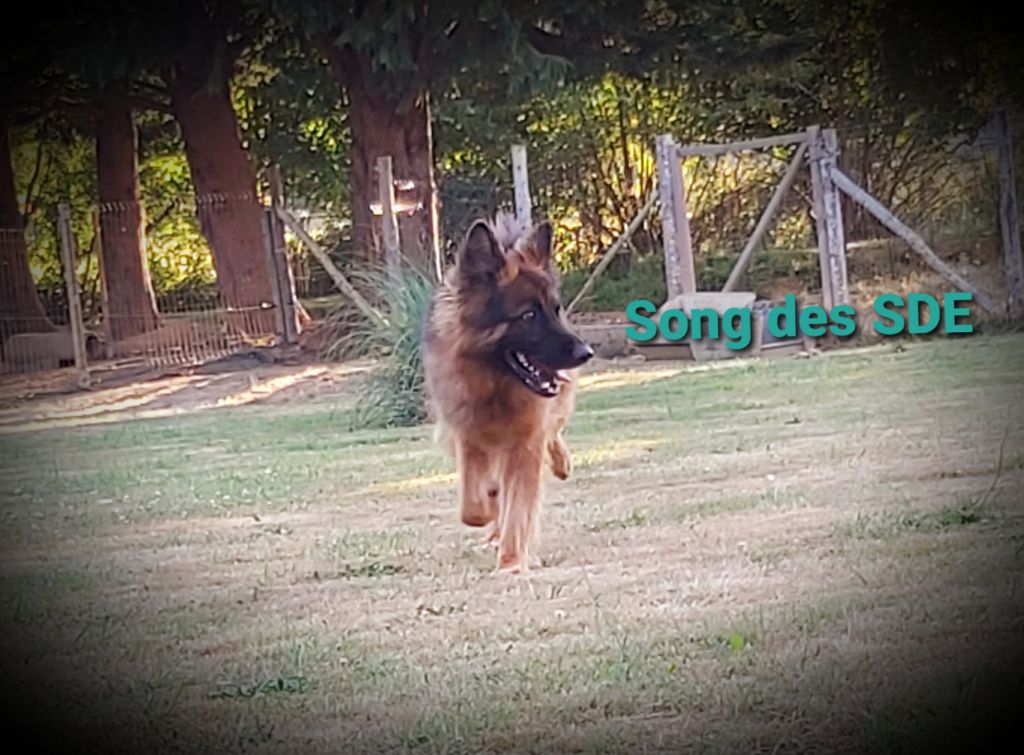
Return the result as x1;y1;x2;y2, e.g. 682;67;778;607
995;110;1023;317
656;134;697;299
377;156;401;278
808;127;850;309
57;203;89;385
670;146;697;296
511;144;532;227
92;206;114;358
261;207;288;341
267;165;300;343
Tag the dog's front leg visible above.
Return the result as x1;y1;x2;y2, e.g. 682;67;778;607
457;440;496;527
496;441;544;573
547;431;572;480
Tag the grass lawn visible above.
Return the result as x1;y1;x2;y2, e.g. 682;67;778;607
1;333;1023;754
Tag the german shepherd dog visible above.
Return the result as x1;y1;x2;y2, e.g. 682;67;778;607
422;214;594;573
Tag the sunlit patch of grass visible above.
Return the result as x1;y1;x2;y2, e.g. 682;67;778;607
367;471;457;495
572;437;665;469
577;367;684;392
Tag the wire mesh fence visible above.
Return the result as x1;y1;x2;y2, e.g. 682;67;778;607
1;191;295;380
656;122;1010;306
837;130;1003;282
0;226;83;375
278;208;349;302
99;193;285;367
678;143;819;298
439;177;504;266
3;116;1015;381
556;112;1019;318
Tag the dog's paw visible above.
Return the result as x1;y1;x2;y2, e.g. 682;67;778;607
478;524;500;549
495;562;526;576
548;441;571;480
497;553;529;575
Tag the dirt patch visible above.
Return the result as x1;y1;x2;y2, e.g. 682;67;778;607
0;349;640;433
0;354;374;431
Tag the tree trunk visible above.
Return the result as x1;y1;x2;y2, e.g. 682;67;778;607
95;93;159;341
0;123;53;339
325;47;441;277
167;62;280;335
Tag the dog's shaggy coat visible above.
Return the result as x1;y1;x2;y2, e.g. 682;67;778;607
422;215;593;572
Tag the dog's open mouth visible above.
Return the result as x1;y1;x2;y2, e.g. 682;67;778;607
505;350;570;397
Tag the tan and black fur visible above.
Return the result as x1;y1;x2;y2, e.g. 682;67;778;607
422;214;594;573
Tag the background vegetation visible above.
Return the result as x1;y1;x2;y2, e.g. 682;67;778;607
4;1;1019;313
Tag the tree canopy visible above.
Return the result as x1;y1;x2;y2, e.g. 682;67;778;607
1;0;1017;313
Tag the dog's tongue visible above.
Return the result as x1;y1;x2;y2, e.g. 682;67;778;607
555;370;571;384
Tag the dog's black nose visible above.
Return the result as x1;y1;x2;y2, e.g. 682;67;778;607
572;341;594;364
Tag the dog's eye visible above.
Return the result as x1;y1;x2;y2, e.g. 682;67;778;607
520;310;536;321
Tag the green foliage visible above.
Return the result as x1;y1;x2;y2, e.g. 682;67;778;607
562;255;667;313
562;242;825;313
235;29;351;214
8;0;1017;319
14;122;221;298
856;0;1024;117
834;501;987;541
273;0;572;99
210;675;311;699
138;149;217;294
12;120;100;311
327;265;434;429
438;68;822;272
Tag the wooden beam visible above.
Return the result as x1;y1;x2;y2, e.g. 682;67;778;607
830;167;999;314
261;207;288;341
676;131;808;158
655;135;680;298
995;110;1023;317
376;156;401;278
57;203;90;385
267;165;300;344
807;127;832;308
92;207;114;359
808;127;850;309
670;147;697;295
723;141;808;292
656;134;696;298
511;144;532;227
275;207;389;328
566;192;658;315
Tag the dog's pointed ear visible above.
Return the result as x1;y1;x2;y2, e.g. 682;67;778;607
526;221;554;267
459;221;504;283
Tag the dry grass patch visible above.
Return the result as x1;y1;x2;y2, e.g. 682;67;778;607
1;333;1022;753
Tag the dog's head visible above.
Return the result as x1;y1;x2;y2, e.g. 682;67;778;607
454;215;593;397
